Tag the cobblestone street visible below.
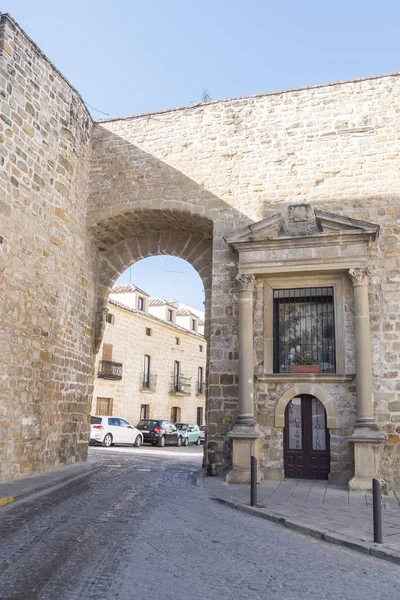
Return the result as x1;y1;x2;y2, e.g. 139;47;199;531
0;448;399;600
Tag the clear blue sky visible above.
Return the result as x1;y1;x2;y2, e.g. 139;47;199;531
6;1;399;307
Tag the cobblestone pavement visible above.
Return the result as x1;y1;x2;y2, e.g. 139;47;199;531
0;448;399;600
204;477;400;552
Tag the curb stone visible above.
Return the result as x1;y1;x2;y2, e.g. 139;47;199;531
212;497;400;566
0;464;101;508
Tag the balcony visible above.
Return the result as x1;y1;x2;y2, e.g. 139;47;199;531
170;375;191;395
196;381;205;395
140;373;157;392
98;360;123;380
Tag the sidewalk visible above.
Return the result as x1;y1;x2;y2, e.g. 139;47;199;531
201;476;400;565
0;460;100;507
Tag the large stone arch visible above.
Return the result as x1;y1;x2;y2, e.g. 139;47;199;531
274;384;337;429
89;208;214;352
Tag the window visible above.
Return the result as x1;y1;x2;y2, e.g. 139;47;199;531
96;397;113;415
145;327;152;336
138;296;145;311
173;360;180;391
175;337;180;345
273;287;336;374
105;313;114;324
167;309;173;322
197;407;204;426
140;404;150;419
143;355;151;388
199;345;203;352
191;319;197;331
197;366;204;394
170;407;181;423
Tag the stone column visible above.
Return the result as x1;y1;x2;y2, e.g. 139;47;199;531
236;274;256;426
226;273;263;484
348;267;385;491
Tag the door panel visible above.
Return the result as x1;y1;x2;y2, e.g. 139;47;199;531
284;395;330;480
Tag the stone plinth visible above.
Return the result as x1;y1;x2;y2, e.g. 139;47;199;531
348;428;386;491
226;426;264;484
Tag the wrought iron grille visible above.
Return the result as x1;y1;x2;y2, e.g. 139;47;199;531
273;287;336;374
98;360;123;380
170;375;191;394
140;373;157;392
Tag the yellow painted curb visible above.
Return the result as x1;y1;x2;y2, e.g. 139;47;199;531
0;496;14;507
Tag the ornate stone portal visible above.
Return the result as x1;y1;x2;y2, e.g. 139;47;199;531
226;208;384;489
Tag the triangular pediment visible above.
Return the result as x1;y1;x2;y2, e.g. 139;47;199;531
226;209;379;246
315;211;379;237
225;214;284;244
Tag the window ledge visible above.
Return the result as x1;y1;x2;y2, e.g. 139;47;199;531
139;388;156;394
169;391;188;396
256;373;355;384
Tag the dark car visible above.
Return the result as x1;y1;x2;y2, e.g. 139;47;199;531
136;419;181;447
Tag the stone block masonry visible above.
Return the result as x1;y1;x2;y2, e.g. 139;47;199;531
1;12;400;487
0;14;94;478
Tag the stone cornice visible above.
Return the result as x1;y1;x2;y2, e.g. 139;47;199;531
256;374;355;383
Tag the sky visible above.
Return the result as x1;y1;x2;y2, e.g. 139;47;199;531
6;1;400;306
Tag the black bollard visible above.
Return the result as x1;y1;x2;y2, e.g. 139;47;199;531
250;455;257;507
372;478;383;544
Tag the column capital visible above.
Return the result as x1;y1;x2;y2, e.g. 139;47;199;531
235;273;255;292
349;267;371;287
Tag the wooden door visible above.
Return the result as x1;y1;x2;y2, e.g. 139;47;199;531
96;397;113;415
284;395;330;480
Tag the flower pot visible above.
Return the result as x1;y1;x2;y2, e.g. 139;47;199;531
290;364;320;374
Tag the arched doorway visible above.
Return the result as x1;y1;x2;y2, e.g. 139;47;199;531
284;395;330;480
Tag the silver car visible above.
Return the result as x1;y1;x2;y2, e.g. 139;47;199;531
90;416;143;448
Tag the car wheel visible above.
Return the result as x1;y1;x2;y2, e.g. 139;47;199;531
183;437;189;447
134;435;142;447
157;436;166;448
102;433;113;448
177;436;182;447
196;436;201;446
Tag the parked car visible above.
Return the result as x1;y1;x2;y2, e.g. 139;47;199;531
90;416;143;448
175;423;201;446
136;419;180;447
199;425;205;444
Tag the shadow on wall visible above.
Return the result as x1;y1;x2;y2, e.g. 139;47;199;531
87;124;257;474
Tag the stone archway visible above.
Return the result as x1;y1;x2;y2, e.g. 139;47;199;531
274;385;337;429
89;209;214;352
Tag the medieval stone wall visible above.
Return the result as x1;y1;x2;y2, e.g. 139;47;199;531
0;14;94;479
89;74;400;482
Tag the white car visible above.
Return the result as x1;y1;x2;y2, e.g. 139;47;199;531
90;416;143;448
199;425;205;444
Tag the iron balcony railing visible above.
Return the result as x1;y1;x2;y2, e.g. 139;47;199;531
98;360;123;380
140;373;157;392
197;381;205;395
170;375;191;394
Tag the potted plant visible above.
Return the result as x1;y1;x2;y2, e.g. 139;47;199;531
290;352;320;374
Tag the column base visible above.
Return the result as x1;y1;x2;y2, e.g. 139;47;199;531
225;425;264;484
348;427;386;491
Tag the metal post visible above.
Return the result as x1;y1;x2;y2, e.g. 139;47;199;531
250;455;257;507
373;478;383;544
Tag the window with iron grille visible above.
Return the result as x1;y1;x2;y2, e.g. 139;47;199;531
105;313;114;324
145;327;151;336
273;287;336;374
